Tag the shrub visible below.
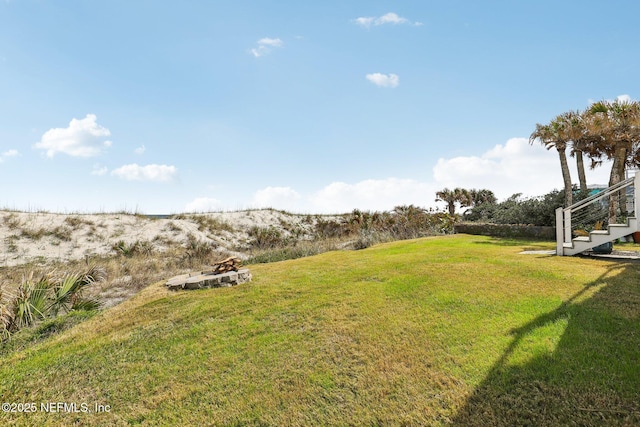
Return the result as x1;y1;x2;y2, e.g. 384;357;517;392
314;218;349;239
0;266;104;340
182;234;218;265
3;213;21;230
112;240;155;257
344;206;456;242
248;226;289;249
246;242;326;264
64;216;95;230
172;214;234;235
464;190;565;226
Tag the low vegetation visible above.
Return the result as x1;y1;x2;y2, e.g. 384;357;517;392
0;235;638;425
463;188;566;226
245;206;455;261
0;266;104;340
171;213;234;235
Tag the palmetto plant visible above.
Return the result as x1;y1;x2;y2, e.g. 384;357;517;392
49;266;105;317
0;288;15;341
11;273;52;330
2;266;105;340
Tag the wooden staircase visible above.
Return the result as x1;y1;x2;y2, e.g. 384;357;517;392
556;173;640;256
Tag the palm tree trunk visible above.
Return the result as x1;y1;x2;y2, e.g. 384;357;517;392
608;146;627;223
447;201;455;216
558;147;573;207
575;151;588;194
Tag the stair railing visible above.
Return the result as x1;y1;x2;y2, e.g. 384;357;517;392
556;173;640;255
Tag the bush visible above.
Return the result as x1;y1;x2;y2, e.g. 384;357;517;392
248;226;289;249
112;240;155;257
464;190;565;226
0;266;105;341
182;234;218;265
246;242;328;264
314;218;348;239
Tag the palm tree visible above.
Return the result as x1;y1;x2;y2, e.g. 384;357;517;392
530;116;573;207
585;99;640;222
469;189;497;206
435;188;472;215
561;111;590;194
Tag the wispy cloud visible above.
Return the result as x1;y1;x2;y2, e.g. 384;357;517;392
587;94;636;106
34;114;112;158
0;149;19;162
111;164;177;182
250;37;284;57
134;144;146;155
310;178;435;213
366;73;399;88
253;186;301;210
185;197;222;212
91;164;108;176
353;12;421;28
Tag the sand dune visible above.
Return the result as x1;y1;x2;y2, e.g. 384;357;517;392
0;209;341;267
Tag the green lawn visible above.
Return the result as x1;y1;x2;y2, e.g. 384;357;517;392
1;235;639;426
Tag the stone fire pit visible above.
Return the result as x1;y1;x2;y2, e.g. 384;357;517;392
165;268;252;291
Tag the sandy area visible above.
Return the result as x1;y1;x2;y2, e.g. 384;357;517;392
0;209;342;267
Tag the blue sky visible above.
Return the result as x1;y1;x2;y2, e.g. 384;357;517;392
0;0;637;214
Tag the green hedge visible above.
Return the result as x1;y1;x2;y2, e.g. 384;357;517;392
454;223;555;240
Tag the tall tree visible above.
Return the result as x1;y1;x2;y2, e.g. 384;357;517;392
530;116;573;207
469;189;497;206
561;111;590;194
585;99;640;222
435;188;472;215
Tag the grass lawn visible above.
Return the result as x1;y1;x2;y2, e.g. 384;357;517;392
1;234;639;426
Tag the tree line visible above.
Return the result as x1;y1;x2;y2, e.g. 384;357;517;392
529;98;640;222
435;188;497;216
435;187;563;226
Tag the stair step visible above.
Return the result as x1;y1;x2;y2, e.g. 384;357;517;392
573;236;590;242
590;230;610;235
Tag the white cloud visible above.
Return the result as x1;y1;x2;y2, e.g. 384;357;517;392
376;12;409;25
91;165;108;176
253;186;301;210
0;149;19;162
433;137;612;201
185;197;222;212
310;178;436;213
111;164;177;182
257;37;283;47
587;94;635;105
134;145;146;155
34;114;112;158
353;17;375;27
250;37;284;57
353;12;418;28
366;73;399;88
616;94;632;103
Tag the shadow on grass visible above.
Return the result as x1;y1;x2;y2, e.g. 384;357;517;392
470;236;554;248
452;261;640;426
